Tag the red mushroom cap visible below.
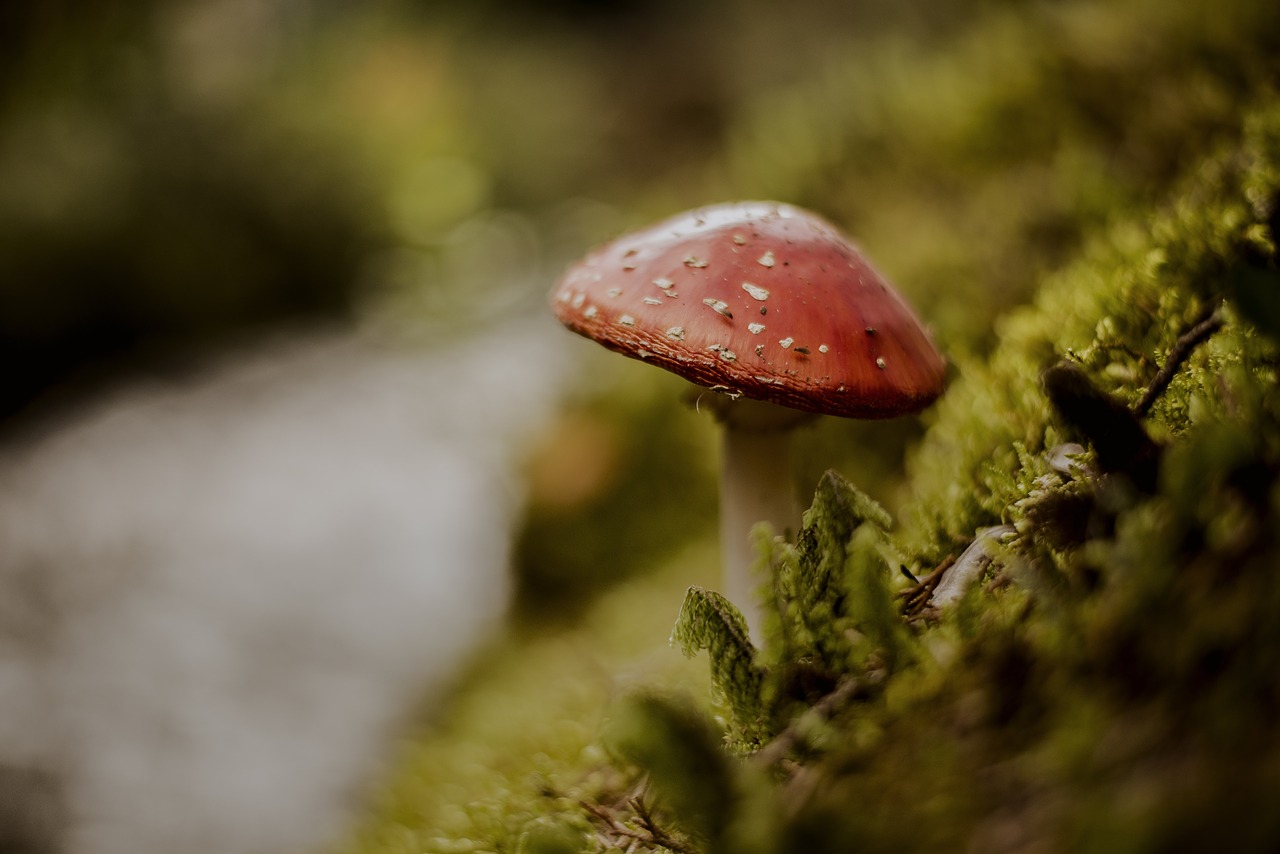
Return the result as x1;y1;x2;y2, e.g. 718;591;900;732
550;201;946;419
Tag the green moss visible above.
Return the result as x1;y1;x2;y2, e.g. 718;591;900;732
602;692;736;849
670;587;768;748
552;77;1280;854
346;2;1280;851
602;90;1280;854
341;545;716;854
712;0;1280;357
903;92;1280;563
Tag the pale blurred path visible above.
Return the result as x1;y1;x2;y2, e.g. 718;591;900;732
0;317;571;854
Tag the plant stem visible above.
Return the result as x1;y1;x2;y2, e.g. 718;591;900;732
1133;302;1224;416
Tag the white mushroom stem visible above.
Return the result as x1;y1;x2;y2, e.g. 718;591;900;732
713;398;812;646
720;426;798;644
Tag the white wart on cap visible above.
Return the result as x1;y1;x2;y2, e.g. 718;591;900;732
550;201;946;419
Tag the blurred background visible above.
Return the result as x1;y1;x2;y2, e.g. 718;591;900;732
0;0;1275;852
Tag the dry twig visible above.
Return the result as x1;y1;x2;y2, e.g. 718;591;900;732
899;554;955;618
581;794;697;854
753;676;865;769
1133;302;1225;417
629;796;698;854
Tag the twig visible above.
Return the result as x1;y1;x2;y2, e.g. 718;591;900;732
899;555;955;617
630;796;699;854
581;797;697;854
984;571;1012;594
581;800;648;850
753;676;864;768
1133;303;1225;417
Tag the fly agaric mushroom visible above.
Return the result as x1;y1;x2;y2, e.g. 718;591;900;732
550;201;945;643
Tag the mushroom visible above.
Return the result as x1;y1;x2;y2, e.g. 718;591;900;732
549;202;946;643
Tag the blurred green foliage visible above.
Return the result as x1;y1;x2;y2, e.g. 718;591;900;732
15;0;1273;601
0;0;382;419
342;541;718;852
706;0;1280;515
513;359;718;617
10;0;1280;849
595;87;1280;854
341;0;1280;850
561;95;1280;852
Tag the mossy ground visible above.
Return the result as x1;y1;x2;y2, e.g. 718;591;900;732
343;543;717;854
342;1;1280;851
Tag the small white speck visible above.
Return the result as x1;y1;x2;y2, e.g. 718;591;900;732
683;255;709;268
718;349;737;362
732;234;746;245
636;348;652;359
571;293;585;309
741;282;770;301
702;298;733;318
620;315;636;327
747;323;765;334
643;297;663;305
584;305;598;319
666;326;685;341
708;343;722;351
556;291;570;303
876;357;887;369
779;337;794;349
664;291;679;298
757;251;775;268
818;344;829;353
653;277;674;289
755;345;765;357
622;263;636;271
607;287;623;298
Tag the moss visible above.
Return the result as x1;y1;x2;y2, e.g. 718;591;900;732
596;90;1280;854
712;0;1280;357
670;587;768;749
903;92;1280;564
521;76;1280;854
346;1;1280;851
341;545;716;854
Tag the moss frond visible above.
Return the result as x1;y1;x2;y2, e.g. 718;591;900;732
671;586;770;748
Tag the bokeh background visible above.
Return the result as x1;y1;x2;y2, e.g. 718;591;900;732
1;0;1275;852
